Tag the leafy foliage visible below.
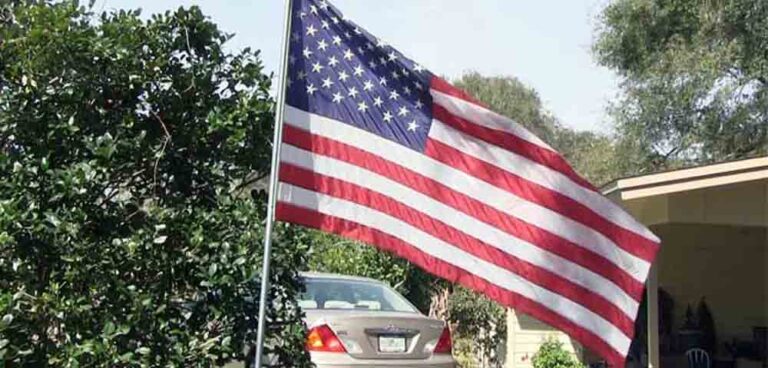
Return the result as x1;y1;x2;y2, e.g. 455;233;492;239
595;0;768;170
532;339;585;368
0;1;310;366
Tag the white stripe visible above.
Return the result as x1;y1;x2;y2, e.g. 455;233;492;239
429;118;660;243
278;183;632;356
431;89;554;151
430;92;659;243
284;106;650;282
281;144;639;318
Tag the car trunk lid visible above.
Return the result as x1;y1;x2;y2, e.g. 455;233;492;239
305;310;446;360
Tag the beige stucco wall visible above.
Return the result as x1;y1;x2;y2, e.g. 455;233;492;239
651;223;768;344
505;309;585;368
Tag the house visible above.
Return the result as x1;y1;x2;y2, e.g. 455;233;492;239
506;156;768;368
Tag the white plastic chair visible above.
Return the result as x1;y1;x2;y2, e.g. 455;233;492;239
686;348;711;368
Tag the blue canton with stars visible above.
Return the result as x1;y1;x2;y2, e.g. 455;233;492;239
287;0;434;152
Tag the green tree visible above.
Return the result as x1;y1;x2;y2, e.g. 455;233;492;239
447;288;507;368
0;2;310;366
595;0;768;171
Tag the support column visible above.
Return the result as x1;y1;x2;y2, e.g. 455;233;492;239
647;262;660;368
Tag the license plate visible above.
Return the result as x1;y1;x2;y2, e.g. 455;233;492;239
378;336;406;353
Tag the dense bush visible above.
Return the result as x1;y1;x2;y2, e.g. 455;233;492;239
0;1;310;366
532;339;584;368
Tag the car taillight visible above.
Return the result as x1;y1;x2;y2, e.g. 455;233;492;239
305;324;347;353
433;326;452;354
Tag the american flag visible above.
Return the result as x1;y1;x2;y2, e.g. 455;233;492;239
275;0;660;365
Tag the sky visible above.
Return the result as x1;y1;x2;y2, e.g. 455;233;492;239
103;0;619;132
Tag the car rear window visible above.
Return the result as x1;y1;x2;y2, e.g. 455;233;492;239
299;278;418;313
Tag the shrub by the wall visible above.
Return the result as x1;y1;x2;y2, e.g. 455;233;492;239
532;339;585;368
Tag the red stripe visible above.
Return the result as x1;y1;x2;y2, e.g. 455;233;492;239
430;76;488;108
282;124;645;300
279;164;636;336
432;104;598;191
425;139;660;262
276;203;628;368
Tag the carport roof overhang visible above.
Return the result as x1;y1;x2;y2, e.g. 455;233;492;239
602;156;768;201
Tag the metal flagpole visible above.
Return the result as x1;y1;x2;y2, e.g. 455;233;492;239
253;0;293;366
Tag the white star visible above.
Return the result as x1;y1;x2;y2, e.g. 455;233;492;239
415;81;423;90
373;96;384;107
331;16;340;24
286;77;293;89
363;80;374;91
414;64;425;72
319;0;329;9
389;90;400;100
332;91;344;103
291;32;300;42
321;20;330;30
378;56;387;65
353;65;364;77
407;120;419;131
379;77;388;86
321;77;334;89
306;83;317;95
348;87;359;98
403;86;412;95
289;55;297;65
343;49;354;61
328;55;339;67
391;70;400;79
317;39;328;51
298;11;307;19
338;71;349;82
357;101;369;112
306;24;318;37
354;27;362;35
415;100;424;109
309;4;318;14
398;106;409;117
302;47;313;59
369;60;378;69
382;111;393;122
366;42;375;51
401;68;410;77
311;61;324;73
376;38;388;48
344;31;352;39
332;36;342;46
387;51;398;62
296;71;307;80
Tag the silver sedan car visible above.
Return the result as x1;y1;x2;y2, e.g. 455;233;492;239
300;272;456;368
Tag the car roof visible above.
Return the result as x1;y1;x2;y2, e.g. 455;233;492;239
299;271;385;284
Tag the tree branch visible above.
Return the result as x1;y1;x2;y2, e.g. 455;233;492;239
232;172;269;194
151;111;172;198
